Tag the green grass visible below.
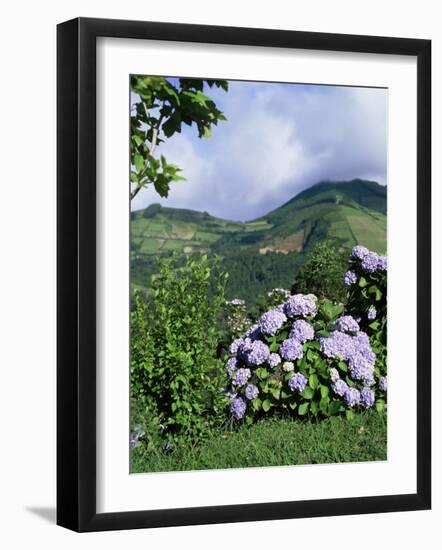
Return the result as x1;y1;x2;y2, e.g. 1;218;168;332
346;212;386;253
130;412;387;473
138;238;163;254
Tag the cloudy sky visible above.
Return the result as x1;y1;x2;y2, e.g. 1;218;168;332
131;79;387;221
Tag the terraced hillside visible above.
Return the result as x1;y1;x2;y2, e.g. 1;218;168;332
131;179;387;302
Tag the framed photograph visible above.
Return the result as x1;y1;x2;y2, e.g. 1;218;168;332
57;17;431;532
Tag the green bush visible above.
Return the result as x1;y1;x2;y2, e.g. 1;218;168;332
225;296;351;423
225;246;388;424
292;240;347;302
344;246;387;406
131;253;228;442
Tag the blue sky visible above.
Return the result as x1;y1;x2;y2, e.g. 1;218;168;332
131;79;387;221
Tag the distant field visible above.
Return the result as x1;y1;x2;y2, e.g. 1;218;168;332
346;210;386;254
130;181;387;300
130;209;270;260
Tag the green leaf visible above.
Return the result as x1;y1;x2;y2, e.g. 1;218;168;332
345;409;355;421
262;399;272;412
255;367;269;380
252;398;262;412
320;385;329;399
134;154;144;172
202;126;212;139
338;361;348;373
328;400;341;416
270;387;281;400
301;386;314;400
358;276;368;288
298;403;309;415
309;374;319;389
375;400;385;414
320;395;330;413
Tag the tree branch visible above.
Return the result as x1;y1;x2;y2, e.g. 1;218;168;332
131;185;142;200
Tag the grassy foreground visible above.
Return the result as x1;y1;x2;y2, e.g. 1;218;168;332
130;411;387;474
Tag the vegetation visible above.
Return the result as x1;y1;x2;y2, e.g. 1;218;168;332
128;76;388;476
131;254;228;442
345;247;387;402
292;240;348;302
130;180;387;306
130;243;388;473
131;411;386;473
130;76;228;200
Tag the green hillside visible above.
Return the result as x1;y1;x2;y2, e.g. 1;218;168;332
131;179;386;303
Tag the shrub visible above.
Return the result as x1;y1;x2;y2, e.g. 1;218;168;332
225;246;388;424
343;246;388;409
292;240;347;302
130;253;228;442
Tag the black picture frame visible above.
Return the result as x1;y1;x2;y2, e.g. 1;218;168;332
57;17;431;532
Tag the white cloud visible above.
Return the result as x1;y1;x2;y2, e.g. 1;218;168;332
132;82;387;220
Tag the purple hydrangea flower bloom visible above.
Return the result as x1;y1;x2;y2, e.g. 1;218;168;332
367;306;377;320
284;294;317;318
229;338;243;355
231;397;247;420
332;378;348;397
245;324;261;340
244;340;270;366
320;331;355;360
378;255;387;271
226;357;238;376
360;387;375;408
268;352;281;368
353;331;370;347
245;384;259;400
290;319;314;343
334;315;360;334
344;387;361;407
352;245;369;260
348;353;374;381
361;251;380;272
258;309;287;336
344;270;358;286
232;368;251;387
353;333;376;365
288;372;307;392
280;338;304;361
379;375;387;392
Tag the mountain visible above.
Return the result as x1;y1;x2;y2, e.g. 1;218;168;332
131;179;386;303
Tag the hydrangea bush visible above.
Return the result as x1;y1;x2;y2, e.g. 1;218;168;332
224;246;388;423
344;245;387;411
